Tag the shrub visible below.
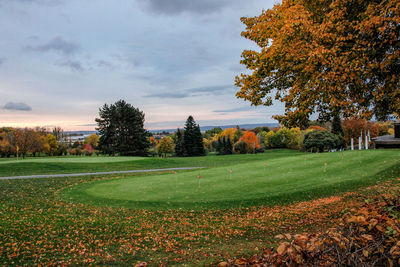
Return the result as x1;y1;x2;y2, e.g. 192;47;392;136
264;128;303;150
276;127;303;150
237;131;261;153
264;131;276;149
56;143;68;156
303;130;340;152
216;137;233;155
83;144;95;156
234;141;248;154
255;147;265;153
70;147;82;156
256;131;268;148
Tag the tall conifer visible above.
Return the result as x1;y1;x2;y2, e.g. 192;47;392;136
175;128;185;156
183;116;205;156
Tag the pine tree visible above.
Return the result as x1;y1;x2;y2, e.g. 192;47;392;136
332;114;344;136
225;136;233;155
331;114;346;149
216;137;223;155
221;137;227;154
174;128;185;156
95;100;150;156
183;116;205;156
193;124;205;156
216;136;232;155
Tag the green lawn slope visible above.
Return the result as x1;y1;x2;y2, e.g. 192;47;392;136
61;149;400;210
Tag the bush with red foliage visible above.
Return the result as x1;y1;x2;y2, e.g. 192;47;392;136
82;143;95;156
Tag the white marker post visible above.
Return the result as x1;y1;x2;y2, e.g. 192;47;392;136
365;130;369;150
359;135;362;150
351;138;354;151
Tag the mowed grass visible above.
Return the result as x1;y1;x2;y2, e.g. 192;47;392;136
61;149;400;210
2;149;400;265
0;149;299;177
0;156;147;164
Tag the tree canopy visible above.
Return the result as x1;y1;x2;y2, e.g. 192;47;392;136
156;136;174;157
235;0;400;127
95;100;150;156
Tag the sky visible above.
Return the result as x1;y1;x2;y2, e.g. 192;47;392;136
0;0;282;131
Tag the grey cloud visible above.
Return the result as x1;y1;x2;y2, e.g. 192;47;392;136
59;60;84;72
146;85;233;99
3;102;32;111
145;92;189;99
139;0;231;15
0;0;64;6
97;60;114;69
213;107;254;113
28;37;79;55
188;85;233;94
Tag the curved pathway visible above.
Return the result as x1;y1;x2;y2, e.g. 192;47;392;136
0;167;204;180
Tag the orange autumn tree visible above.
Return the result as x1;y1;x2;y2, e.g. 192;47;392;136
236;131;261;153
235;0;400;127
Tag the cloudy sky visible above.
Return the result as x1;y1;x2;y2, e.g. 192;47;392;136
0;0;282;130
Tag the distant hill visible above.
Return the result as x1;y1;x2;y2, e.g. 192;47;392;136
64;131;98;136
150;123;280;134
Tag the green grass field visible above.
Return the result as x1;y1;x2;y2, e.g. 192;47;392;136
1;149;400;265
0;156;147;164
61;149;400;210
0;149;299;177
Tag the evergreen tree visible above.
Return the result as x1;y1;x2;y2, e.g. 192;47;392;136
183;116;205;156
331;114;344;136
95;100;150;156
216;136;233;155
331;114;346;149
221;137;226;154
225;136;233;155
193;124;205;155
215;137;223;155
174;128;185;156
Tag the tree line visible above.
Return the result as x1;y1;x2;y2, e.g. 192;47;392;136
0;127;100;158
2;99;396;159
